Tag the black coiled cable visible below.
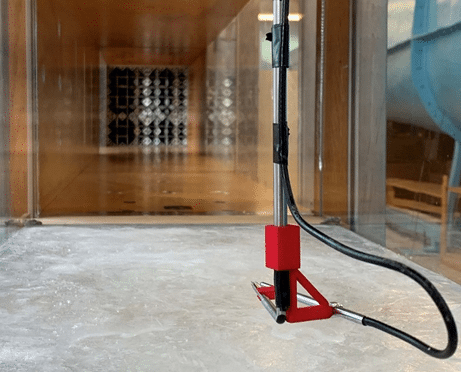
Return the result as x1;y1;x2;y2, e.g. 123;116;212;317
281;161;458;359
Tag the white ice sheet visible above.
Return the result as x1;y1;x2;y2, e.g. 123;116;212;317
0;225;460;371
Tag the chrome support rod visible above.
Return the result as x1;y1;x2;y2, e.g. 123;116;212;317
259;282;364;325
274;164;288;226
330;303;364;325
273;67;280;123
252;282;277;320
251;282;286;324
273;0;288;227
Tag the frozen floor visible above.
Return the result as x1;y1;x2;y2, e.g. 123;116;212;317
0;225;460;371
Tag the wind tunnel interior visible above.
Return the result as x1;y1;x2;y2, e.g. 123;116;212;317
24;0;333;223
4;0;461;282
33;0;290;218
1;0;461;369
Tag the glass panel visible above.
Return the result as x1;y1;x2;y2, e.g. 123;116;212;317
386;0;461;283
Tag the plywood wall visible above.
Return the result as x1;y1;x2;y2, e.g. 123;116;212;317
188;53;207;154
37;0;100;215
6;0;101;217
315;0;350;216
8;0;28;217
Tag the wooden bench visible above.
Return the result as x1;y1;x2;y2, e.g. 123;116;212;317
387;176;460;270
386;178;442;215
440;175;461;271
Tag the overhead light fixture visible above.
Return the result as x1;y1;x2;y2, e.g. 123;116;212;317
258;13;303;22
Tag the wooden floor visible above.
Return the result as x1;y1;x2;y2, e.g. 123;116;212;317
40;151;274;217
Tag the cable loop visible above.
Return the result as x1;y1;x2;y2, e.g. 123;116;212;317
281;163;458;359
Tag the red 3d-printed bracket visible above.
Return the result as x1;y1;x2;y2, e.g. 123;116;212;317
286;269;333;323
261;225;334;323
265;225;301;271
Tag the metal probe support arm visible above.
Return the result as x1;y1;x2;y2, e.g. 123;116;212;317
252;0;457;359
253;0;333;325
256;225;334;323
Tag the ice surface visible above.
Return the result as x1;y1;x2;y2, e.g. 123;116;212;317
0;224;460;371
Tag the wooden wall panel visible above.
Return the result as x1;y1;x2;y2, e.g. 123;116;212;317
188;53;207;154
37;0;101;215
0;0;9;218
8;0;28;217
316;0;350;216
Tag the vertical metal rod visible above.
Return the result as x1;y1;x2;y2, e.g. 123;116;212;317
273;164;287;226
273;0;287;227
315;0;326;217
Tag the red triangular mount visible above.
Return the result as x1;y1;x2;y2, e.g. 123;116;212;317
257;269;333;323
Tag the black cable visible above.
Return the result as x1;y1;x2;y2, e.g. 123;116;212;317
281;161;458;359
275;0;457;359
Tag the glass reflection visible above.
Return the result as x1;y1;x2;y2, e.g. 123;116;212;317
386;0;461;282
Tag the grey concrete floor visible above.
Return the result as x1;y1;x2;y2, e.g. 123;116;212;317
0;224;460;371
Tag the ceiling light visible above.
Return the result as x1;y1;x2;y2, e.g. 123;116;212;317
258;13;303;22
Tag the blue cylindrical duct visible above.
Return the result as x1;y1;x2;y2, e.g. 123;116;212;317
387;0;461;139
387;0;461;199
